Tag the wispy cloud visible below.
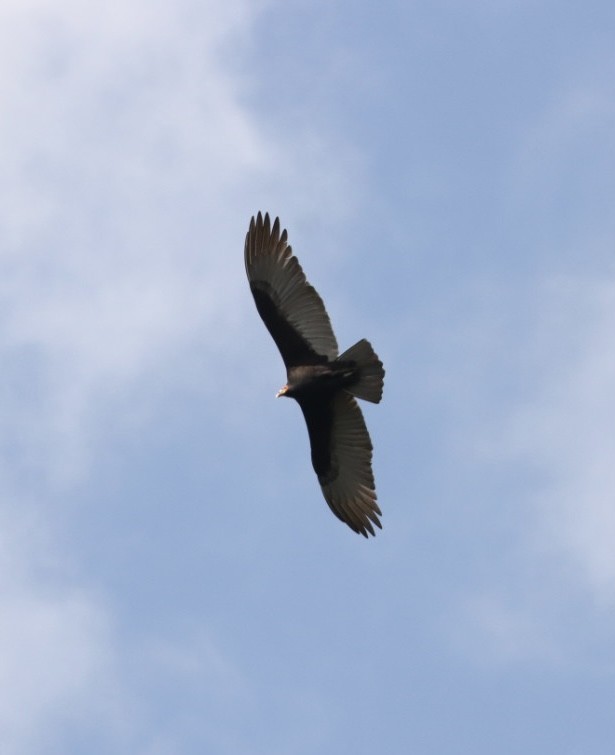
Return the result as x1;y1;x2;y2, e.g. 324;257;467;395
0;2;342;750
450;274;615;666
0;2;367;750
500;66;615;610
0;506;121;754
448;66;615;666
505;277;615;606
0;0;274;485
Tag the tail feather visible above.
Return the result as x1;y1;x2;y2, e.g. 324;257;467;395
338;339;384;403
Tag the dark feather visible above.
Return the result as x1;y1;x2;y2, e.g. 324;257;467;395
299;393;381;537
244;212;338;367
245;212;384;537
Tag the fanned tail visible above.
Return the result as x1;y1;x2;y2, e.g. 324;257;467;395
337;339;384;403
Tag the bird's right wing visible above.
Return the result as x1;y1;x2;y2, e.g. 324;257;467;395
245;212;338;367
300;392;382;537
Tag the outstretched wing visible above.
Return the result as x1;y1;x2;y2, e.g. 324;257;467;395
299;392;382;537
245;212;338;367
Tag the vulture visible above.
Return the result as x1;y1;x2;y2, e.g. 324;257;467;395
244;212;385;537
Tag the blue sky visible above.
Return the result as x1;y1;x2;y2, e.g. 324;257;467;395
1;0;615;752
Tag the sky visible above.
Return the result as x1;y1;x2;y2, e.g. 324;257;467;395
1;0;615;753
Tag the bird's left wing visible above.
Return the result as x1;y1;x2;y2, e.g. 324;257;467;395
245;212;338;367
299;391;382;537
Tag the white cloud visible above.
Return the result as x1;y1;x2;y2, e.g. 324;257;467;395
0;3;363;749
0;506;123;754
506;277;615;607
446;61;615;664
457;274;615;671
0;0;276;485
454;67;615;667
451;271;615;671
0;0;362;487
0;501;254;754
497;66;615;607
0;3;317;750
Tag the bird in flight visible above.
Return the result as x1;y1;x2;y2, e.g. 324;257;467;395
244;212;385;537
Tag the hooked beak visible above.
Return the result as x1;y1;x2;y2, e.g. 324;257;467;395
276;385;288;398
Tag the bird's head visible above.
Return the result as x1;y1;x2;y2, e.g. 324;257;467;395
276;385;289;398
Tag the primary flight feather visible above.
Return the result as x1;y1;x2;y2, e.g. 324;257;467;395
245;212;385;537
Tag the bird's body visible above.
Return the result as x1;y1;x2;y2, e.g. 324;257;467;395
282;363;356;399
244;212;385;537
